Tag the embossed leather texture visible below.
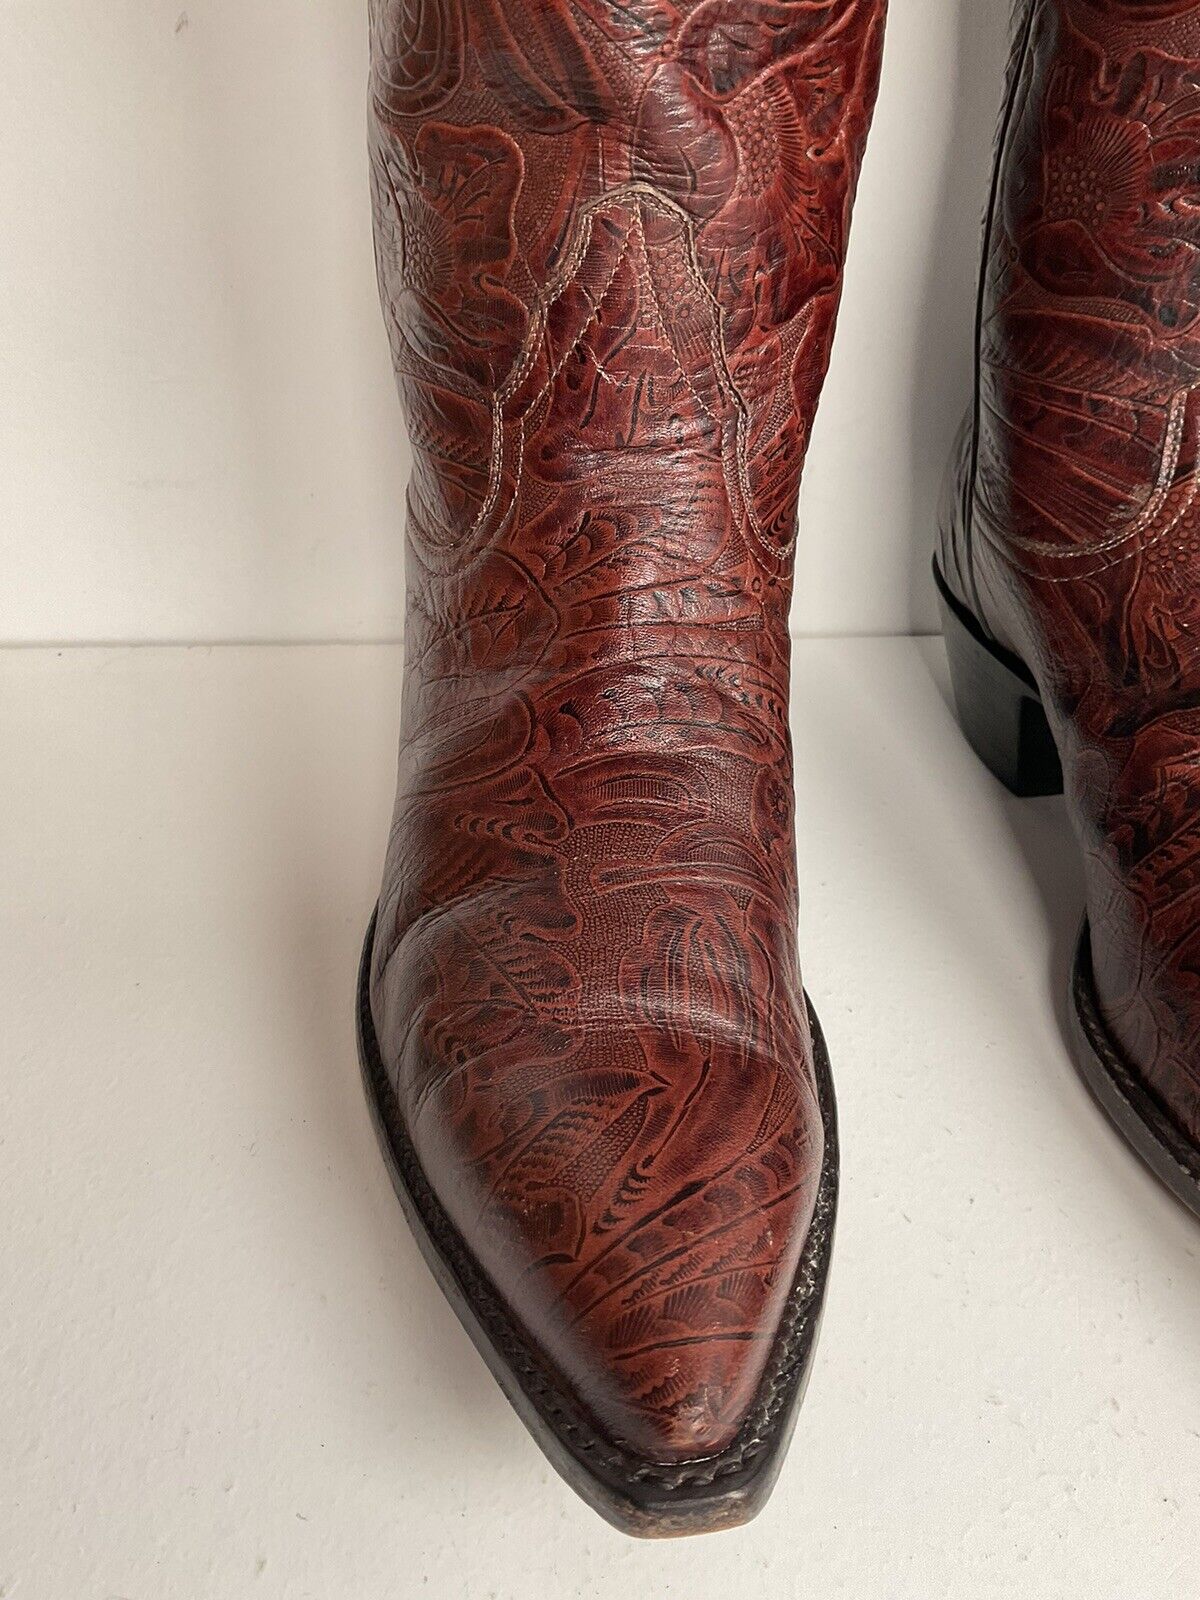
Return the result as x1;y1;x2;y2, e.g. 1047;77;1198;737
940;0;1200;1153
363;0;885;1530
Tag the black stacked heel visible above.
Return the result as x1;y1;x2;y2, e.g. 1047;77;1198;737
933;560;1063;799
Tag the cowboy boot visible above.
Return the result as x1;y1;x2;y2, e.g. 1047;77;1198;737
937;0;1200;1216
358;0;886;1534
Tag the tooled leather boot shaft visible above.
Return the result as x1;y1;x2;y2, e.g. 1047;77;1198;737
942;0;1200;1138
368;0;886;711
366;0;885;1464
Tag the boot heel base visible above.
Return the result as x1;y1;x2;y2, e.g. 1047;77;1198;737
933;560;1064;799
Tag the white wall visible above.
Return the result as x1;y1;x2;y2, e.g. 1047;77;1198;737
0;0;1010;645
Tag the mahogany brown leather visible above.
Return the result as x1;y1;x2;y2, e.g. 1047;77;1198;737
940;0;1200;1145
366;0;885;1462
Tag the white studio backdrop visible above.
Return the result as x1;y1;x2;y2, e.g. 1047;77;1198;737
0;0;1010;645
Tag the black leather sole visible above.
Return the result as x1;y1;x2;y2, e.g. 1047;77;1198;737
356;910;839;1537
936;559;1200;1219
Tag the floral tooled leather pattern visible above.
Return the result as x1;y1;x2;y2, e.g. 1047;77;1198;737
367;0;884;1460
941;0;1200;1142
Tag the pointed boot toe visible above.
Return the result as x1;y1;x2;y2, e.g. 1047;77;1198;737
359;911;837;1535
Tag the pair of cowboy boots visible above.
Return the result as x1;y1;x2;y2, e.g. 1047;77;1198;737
357;0;1200;1536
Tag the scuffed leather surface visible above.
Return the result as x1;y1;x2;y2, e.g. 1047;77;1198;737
367;0;884;1460
941;0;1200;1143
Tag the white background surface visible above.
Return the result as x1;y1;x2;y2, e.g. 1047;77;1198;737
0;0;1009;644
4;639;1199;1598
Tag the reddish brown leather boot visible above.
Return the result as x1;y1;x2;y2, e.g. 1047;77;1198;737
357;0;885;1534
937;0;1200;1217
